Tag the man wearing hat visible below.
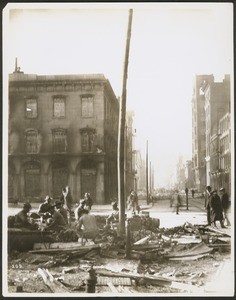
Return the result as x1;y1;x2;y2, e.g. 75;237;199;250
219;187;231;226
44;205;67;232
15;203;37;229
209;190;225;228
38;195;53;216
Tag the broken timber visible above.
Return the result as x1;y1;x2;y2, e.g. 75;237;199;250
95;269;204;293
30;244;100;254
38;268;70;293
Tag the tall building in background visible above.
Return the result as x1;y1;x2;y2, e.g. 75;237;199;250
124;111;136;199
176;155;186;191
202;75;231;192
185;160;194;189
192;74;214;192
8;68;119;204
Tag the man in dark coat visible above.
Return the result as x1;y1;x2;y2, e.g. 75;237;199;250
84;192;93;211
38;195;53;216
219;187;231;226
209;190;225;228
14;203;38;230
44;205;67;232
205;186;212;226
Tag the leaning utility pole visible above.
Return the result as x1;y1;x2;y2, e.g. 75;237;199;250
118;9;133;235
146;140;149;205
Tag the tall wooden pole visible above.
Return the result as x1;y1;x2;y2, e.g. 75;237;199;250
150;161;152;195
146;140;149;204
118;9;133;235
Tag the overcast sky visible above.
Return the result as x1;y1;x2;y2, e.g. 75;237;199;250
3;3;233;188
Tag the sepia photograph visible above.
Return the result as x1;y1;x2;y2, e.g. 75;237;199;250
2;2;234;297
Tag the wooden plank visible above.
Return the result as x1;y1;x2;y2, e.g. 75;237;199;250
37;268;69;293
97;276;131;286
133;235;150;245
107;282;119;293
206;226;231;237
30;244;100;254
95;269;172;286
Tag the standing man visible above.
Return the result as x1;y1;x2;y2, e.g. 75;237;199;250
205;186;212;226
219;187;231;226
209;190;225;228
84;192;93;211
191;188;195;198
127;190;139;215
175;190;181;215
60;186;73;225
185;187;189;210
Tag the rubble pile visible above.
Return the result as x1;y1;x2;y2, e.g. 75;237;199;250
7;217;231;294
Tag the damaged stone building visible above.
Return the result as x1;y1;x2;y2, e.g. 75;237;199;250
8;69;119;204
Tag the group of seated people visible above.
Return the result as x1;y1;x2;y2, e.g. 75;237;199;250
10;195;120;243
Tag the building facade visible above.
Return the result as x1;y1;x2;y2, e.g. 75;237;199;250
8;70;119;204
218;112;231;193
202;75;230;192
124;111;136;199
192;74;214;192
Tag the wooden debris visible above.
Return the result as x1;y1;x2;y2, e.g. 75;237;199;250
133;235;150;245
205;226;231;237
95;268;172;286
165;242;212;259
97;276;131;286
37;268;70;293
107;282;119;293
30;244;100;254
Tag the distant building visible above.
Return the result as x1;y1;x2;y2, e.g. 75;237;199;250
8;69;119;204
192;74;214;191
125;111;136;198
185;160;194;189
176;155;186;191
137;158;146;191
202;75;230;192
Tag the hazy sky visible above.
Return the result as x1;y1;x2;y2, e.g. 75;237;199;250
3;3;233;187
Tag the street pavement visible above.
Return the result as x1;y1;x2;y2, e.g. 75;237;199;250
8;195;225;229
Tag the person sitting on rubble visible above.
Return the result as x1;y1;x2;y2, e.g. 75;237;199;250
38;195;53;216
43;205;67;232
74;199;86;222
76;209;99;242
55;200;68;224
14;202;38;230
106;201;119;227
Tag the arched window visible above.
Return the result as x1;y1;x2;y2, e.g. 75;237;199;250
25;129;38;153
24;163;41;197
52;128;67;153
80;127;96;152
